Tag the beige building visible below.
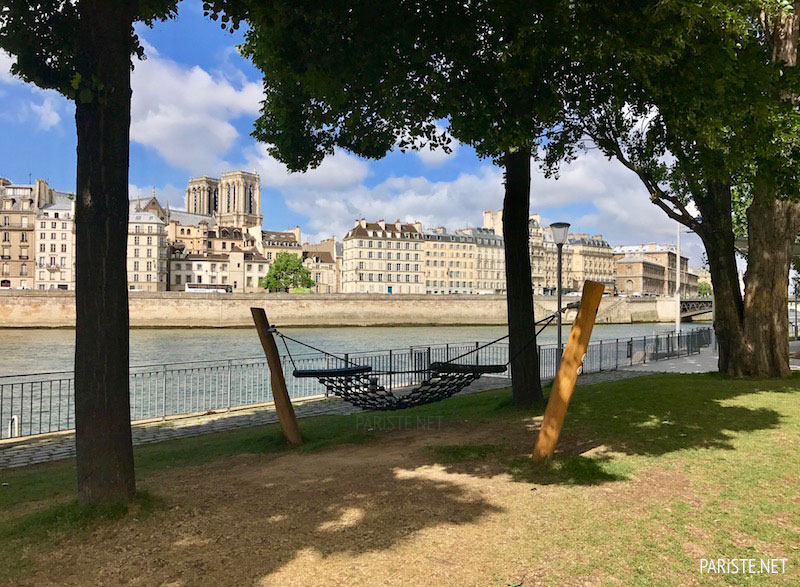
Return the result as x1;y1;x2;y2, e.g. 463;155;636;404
302;237;340;293
127;211;168;291
461;227;506;294
260;227;302;262
614;244;698;296
1;179;57;289
693;267;712;294
483;210;614;295
423;227;477;294
614;255;667;296
167;209;215;255
341;219;424;294
566;233;615;291
36;195;76;290
186;171;262;228
169;247;269;293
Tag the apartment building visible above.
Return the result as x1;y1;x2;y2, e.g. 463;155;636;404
455;227;506;294
613;244;698;296
484;210;614;294
423;227;476;294
127;211;168;291
0;179;57;289
341;219;424;294
302;237;340;293
261;227;302;262
35;195;76;290
170;247;269;293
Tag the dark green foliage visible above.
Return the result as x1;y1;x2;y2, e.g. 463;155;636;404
0;0;179;96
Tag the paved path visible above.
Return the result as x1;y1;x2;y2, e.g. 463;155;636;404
0;369;650;470
623;345;720;374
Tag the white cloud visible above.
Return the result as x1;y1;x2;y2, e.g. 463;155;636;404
531;148;706;264
30;96;61;130
244;144;370;191
0;50;17;84
130;39;263;175
414;143;459;166
274;144;705;264
272;165;503;244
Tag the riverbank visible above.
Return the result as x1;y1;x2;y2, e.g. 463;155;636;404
0;290;709;328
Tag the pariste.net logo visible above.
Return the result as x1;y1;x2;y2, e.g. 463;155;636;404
700;558;788;574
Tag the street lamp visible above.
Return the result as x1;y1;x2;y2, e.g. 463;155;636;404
550;222;570;353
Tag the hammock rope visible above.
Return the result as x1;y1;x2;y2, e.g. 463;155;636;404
271;305;573;411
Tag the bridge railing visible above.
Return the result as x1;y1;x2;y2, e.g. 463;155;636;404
0;327;713;441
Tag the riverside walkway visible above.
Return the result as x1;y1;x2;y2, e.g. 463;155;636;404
0;368;647;470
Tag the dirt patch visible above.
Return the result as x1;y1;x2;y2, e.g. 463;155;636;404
5;419;757;586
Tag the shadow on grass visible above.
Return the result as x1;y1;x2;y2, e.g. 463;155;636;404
418;372;793;486
0;373;795;583
0;490;164;581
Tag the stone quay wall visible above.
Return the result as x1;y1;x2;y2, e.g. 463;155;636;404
0;290;694;328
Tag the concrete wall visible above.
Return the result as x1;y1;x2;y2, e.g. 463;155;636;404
0;290;689;328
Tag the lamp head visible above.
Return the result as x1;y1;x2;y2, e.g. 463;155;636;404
549;222;571;245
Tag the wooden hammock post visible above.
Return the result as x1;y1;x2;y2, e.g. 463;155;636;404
251;307;303;445
532;280;605;462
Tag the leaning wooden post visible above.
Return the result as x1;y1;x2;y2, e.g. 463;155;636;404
251;307;303;445
532;280;604;462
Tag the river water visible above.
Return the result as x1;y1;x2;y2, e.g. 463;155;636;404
1;322;709;376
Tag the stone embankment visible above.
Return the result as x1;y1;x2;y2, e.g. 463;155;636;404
0;290;690;328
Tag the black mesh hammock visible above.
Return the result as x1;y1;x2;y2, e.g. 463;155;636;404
271;306;572;411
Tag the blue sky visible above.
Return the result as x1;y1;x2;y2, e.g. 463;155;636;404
0;0;705;264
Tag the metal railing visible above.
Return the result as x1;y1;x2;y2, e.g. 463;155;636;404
0;328;713;441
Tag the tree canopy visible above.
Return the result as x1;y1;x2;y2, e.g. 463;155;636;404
260;252;315;291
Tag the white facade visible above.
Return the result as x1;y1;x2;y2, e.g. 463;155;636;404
127;212;168;291
341;219;425;294
35;195;76;290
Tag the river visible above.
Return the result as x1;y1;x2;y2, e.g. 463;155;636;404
1;322;709;376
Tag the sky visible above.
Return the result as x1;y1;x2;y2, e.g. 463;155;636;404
0;0;706;265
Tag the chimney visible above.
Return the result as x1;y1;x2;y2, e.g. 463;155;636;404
395;220;402;231
378;219;386;230
413;221;422;233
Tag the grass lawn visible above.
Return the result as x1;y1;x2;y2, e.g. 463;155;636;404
1;373;799;586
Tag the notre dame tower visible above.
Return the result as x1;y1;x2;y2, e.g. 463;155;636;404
185;171;262;228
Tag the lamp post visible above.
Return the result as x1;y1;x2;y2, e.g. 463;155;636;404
550;222;571;354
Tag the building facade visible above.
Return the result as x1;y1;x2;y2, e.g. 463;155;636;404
186;171;262;228
613;244;698;296
483;210;614;295
614;255;667;295
341;219;425;294
35;195;76;290
423;227;477;294
127;211;168;291
463;227;506;294
302;237;340;293
1;179;61;289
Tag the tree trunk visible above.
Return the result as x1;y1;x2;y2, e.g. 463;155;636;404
74;0;136;504
742;176;800;377
502;148;543;407
692;181;749;375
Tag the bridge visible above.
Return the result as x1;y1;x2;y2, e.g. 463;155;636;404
680;298;713;320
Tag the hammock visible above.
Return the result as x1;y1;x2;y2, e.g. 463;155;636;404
270;305;574;411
